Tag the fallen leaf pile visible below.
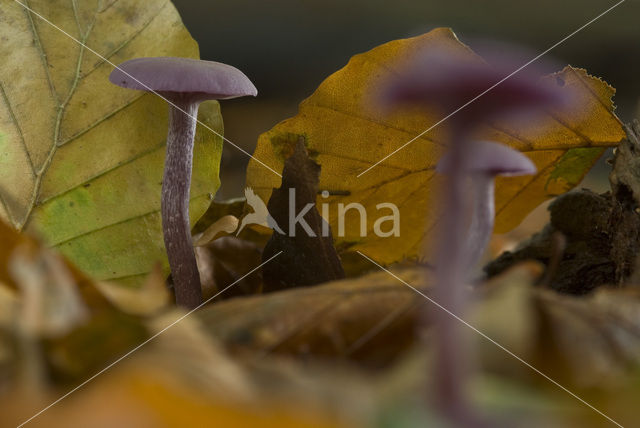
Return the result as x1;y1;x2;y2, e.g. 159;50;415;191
0;219;364;428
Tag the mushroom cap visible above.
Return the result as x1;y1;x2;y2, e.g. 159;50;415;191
109;57;257;100
437;140;536;177
380;48;566;124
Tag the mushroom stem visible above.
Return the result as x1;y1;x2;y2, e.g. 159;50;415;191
162;97;202;309
465;174;495;268
432;136;476;424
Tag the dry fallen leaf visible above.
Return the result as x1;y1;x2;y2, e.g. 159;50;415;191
194;215;239;247
195;236;264;300
0;217;105;308
3;317;355;428
198;259;640;386
246;28;626;265
198;260;640;426
2;213;638;427
10;245;89;337
0;236;358;428
197;265;428;368
0;218;354;428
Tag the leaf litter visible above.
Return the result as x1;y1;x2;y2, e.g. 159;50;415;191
0;4;639;427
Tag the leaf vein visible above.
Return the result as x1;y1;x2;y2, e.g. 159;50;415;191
312;103;445;147
0;191;17;228
57;92;146;147
81;1;170;80
39;140;166;205
23;0;59;104
21;5;98;230
0;81;36;175
50;193;209;247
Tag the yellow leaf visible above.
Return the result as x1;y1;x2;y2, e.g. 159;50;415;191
3;367;348;428
0;0;222;285
246;28;625;264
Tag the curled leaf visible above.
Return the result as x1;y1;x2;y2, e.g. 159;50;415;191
194;215;239;247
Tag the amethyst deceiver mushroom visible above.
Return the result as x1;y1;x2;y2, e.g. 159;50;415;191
109;57;257;309
381;48;565;134
437;141;536;268
380;47;566;425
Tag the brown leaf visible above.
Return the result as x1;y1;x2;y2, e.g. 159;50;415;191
0;229;357;428
199;256;640;391
197;265;429;369
0;220;152;385
196;236;264;300
10;245;89;337
534;287;640;388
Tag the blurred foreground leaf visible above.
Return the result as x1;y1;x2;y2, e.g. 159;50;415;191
2;216;639;427
197;265;428;367
0;220;356;428
246;28;625;265
198;261;640;426
0;0;222;287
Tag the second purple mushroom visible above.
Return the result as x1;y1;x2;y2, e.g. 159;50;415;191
380;46;565;425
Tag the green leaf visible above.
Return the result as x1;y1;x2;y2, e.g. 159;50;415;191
0;0;222;285
545;147;606;191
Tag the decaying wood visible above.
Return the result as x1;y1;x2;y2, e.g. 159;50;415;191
262;137;345;292
486;120;640;294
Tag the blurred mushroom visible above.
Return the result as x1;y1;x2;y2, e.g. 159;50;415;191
110;57;257;309
380;47;566;425
437;140;536;268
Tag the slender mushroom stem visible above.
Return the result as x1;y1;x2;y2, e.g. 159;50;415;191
432;135;479;425
432;142;532;426
162;96;202;309
465;174;495;268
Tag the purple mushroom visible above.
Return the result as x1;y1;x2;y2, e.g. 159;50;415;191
110;57;257;309
381;48;564;134
437;140;536;268
380;47;566;424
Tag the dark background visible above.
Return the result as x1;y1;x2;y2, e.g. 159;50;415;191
173;0;640;198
